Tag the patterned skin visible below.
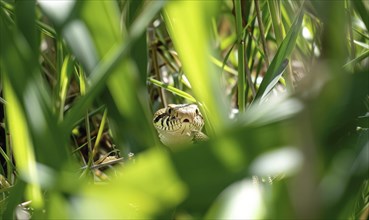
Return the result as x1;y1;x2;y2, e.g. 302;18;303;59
153;104;208;147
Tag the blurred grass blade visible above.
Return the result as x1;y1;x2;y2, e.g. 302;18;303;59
129;0;166;39
148;78;196;102
70;1;159;150
255;4;304;100
218;43;239;76
352;0;369;32
241;95;303;126
63;20;99;73
3;76;43;208
205;179;265;219
210;55;238;76
1;0;69;170
1;0;368;218
54;1;163;135
73;149;187;219
15;0;38;53
38;0;76;26
163;1;229;134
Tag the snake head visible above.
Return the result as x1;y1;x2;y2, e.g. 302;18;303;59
153;104;206;146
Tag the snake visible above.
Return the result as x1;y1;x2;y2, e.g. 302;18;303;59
153;104;208;147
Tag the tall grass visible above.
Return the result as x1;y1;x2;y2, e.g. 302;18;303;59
0;0;368;219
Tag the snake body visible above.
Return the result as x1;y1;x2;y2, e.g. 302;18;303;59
153;104;208;147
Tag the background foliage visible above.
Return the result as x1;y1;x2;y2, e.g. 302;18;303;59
0;0;368;219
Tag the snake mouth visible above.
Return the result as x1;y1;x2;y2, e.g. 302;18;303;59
182;118;190;123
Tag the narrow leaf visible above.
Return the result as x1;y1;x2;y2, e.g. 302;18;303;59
255;4;304;100
3;77;44;208
148;78;196;102
352;0;369;32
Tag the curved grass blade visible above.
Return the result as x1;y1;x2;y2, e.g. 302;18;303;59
210;55;238;76
148;78;196;103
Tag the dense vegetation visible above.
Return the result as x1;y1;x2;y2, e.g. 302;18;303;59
0;0;368;219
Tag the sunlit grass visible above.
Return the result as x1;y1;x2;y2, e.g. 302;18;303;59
0;0;368;219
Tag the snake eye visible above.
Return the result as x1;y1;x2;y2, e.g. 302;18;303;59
167;107;172;115
195;108;199;115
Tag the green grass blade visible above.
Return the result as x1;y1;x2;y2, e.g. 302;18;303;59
255;4;304;100
352;0;369;32
235;0;246;112
353;28;369;41
354;40;369;49
0;141;16;178
15;0;38;53
210;55;238;76
3;76;44;208
55;2;163;134
148;78;196;102
343;50;369;70
57;55;73;120
1;0;69;170
268;0;284;45
163;1;228;134
92;108;108;158
255;0;270;66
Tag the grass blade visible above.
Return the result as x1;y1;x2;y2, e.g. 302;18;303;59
235;0;246;112
343;50;369;70
148;78;196;102
268;0;284;45
163;1;228;134
352;0;369;32
255;4;304;100
3;76;44;208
